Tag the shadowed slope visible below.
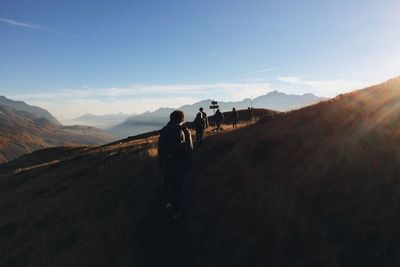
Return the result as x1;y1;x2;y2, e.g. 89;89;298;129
187;77;400;266
0;109;271;267
0;78;400;266
0;135;164;266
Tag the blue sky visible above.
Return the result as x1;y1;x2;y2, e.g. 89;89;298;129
1;0;399;120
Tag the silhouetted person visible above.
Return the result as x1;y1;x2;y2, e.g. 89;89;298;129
247;107;254;123
215;109;224;132
199;107;209;128
158;110;193;219
232;107;239;128
193;112;205;145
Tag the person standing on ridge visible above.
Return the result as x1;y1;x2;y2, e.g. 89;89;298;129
193;112;205;145
158;110;193;219
247;107;254;124
199;107;209;128
232;107;239;128
215;109;224;132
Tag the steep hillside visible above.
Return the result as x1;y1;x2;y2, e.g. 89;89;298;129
0;96;60;125
0;78;400;266
0;105;116;163
187;77;400;266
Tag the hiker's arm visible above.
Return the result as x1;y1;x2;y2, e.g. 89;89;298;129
157;131;165;167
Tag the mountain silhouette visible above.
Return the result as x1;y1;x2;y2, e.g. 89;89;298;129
1;77;400;266
109;91;325;138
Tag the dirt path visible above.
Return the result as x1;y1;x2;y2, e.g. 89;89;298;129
131;122;252;266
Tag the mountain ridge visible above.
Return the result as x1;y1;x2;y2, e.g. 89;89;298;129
0;99;117;163
0;95;61;125
109;90;325;138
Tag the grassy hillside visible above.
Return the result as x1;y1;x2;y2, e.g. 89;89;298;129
0;135;163;266
0;95;61;125
0;78;400;266
0;105;117;163
187;77;400;266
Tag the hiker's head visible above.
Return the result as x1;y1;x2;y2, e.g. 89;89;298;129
170;110;184;123
199;107;203;112
233;108;236;111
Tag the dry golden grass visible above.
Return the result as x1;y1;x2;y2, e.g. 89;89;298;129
0;110;268;267
1;78;400;266
186;77;400;266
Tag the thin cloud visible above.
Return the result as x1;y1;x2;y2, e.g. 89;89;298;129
0;18;43;30
29;96;198;122
256;68;277;73
277;76;302;84
11;82;272;120
12;83;271;100
0;17;61;34
277;76;366;97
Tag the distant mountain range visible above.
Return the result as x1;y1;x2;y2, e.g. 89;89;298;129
0;91;325;162
0;96;117;163
109;91;326;138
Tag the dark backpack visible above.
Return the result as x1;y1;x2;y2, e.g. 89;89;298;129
201;111;209;128
158;123;193;162
216;111;224;122
193;116;205;130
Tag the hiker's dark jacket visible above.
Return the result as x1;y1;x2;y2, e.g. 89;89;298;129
158;121;193;165
193;116;206;131
215;111;224;123
232;110;239;122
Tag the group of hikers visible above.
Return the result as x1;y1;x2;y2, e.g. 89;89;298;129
193;107;240;141
157;107;241;220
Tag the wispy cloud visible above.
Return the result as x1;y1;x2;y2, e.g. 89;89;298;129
12;83;271;100
0;18;43;30
28;97;198;122
208;52;217;57
11;83;272;121
9;77;373;122
256;67;277;73
0;17;61;34
277;76;366;96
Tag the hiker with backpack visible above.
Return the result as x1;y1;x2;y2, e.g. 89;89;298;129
193;112;205;145
215;109;224;132
199;107;209;128
158;110;193;219
232;107;239;128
